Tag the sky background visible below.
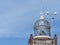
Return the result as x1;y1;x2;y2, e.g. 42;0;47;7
0;0;60;45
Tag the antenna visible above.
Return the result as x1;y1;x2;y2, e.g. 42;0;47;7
40;8;43;15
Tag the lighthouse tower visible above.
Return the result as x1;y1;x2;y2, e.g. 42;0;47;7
28;16;57;45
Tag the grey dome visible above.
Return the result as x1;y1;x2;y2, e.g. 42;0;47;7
34;17;51;36
34;19;50;28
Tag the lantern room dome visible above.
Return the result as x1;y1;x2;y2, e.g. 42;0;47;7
34;16;51;36
34;18;50;27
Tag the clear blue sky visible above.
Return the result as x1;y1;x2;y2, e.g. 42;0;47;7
0;0;60;45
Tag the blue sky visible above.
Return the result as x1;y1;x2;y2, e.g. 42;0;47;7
0;0;60;45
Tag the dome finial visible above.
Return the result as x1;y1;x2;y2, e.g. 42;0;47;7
40;15;44;19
